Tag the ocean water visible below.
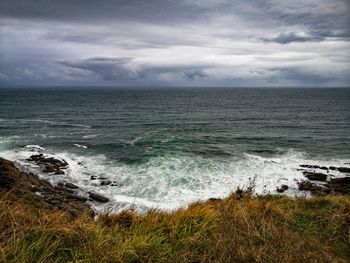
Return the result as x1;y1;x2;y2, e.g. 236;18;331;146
0;87;349;212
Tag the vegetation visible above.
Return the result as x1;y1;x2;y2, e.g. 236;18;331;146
0;190;349;262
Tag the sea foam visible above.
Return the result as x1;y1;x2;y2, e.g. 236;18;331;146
1;137;349;213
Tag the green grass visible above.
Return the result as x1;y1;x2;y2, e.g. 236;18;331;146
0;192;349;262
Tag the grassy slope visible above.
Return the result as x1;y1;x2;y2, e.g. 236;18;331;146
0;192;349;263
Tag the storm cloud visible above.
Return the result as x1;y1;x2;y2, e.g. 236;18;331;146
0;0;349;87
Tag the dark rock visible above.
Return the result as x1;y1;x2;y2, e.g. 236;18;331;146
90;175;97;180
329;166;336;170
329;177;350;184
0;157;93;218
303;171;327;181
327;177;350;194
28;155;68;170
88;192;109;203
43;165;55;173
320;166;328;170
310;187;331;196
298;181;315;191
337;167;350;173
65;183;79;189
300;164;321;169
54;169;65;175
297;181;330;195
100;180;112;186
110;182;119;186
276;185;289;193
208;198;222;203
54;186;75;194
66;193;88;202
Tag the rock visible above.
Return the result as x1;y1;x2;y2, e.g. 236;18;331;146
28;155;68;169
300;164;321;169
320;166;328;170
208;198;222;202
303;171;327;181
88;192;109;203
66;193;88;202
43;165;55;173
0;157;93;218
54;169;65;175
337;167;350;173
298;181;315;191
329;166;336;170
276;185;289;193
327;177;350;194
54;186;75;193
329;177;350;184
90;175;97;180
297;181;330;195
100;180;112;186
65;183;79;189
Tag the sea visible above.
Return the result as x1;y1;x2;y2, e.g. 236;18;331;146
0;87;349;212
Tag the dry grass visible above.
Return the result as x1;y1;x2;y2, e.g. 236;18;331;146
0;191;349;262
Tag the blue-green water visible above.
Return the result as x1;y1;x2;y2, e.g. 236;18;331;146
1;87;349;211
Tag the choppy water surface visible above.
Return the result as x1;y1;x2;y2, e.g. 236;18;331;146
1;87;349;212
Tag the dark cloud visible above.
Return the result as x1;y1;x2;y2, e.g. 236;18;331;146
58;58;139;81
0;0;208;24
263;32;320;44
0;0;349;87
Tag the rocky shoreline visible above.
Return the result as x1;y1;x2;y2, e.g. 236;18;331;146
0;157;111;218
294;164;350;195
1;155;349;218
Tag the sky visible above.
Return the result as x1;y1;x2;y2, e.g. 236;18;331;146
0;0;349;87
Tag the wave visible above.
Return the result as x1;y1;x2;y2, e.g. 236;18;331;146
82;134;99;139
74;144;88;149
1;143;349;213
126;131;156;146
8;119;91;129
25;145;46;151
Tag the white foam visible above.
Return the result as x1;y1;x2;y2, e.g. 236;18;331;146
25;145;46;151
1;142;349;213
13;119;91;129
128;136;143;146
74;144;88;149
82;134;99;139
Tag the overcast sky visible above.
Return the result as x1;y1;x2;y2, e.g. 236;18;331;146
0;0;349;87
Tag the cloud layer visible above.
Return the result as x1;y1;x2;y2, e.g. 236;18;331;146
0;0;349;87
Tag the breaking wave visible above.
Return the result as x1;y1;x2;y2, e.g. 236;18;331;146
1;136;349;213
